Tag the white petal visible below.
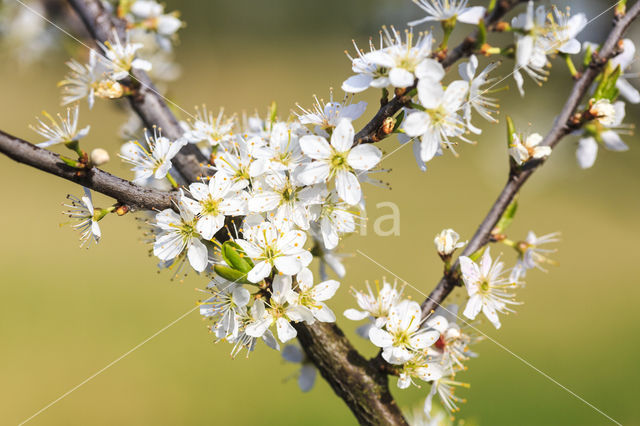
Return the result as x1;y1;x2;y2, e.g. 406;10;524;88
342;74;373;93
282;345;304;363
601;131;629;152
415;59;445;82
343;309;370;321
298;365;317;392
409;330;439;349
297;161;331;185
368;327;393;348
576;137;598;169
248;260;272;283
330;118;355;152
274;255;302;275
403;111;430;137
311;279;340;301
300;135;332;160
388;68;415;88
276;317;297;343
347;144;382;171
187;238;208;272
335;171;361;205
463;294;483;320
458;6;486;24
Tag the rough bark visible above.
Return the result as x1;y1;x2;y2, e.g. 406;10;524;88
0;130;174;210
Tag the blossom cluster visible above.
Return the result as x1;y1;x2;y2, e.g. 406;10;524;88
18;0;638;422
344;225;558;418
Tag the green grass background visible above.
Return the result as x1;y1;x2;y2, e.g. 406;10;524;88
1;0;639;425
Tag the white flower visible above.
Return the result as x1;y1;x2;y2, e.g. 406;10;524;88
248;172;326;230
313;192;361;249
368;299;440;365
153;200;209;272
198;278;250;339
100;30;152;80
344;279;403;333
609;39;640;104
59;50;106;109
363;27;434;88
296;92;367;136
409;0;486;26
213;136;263;190
30;105;90;148
549;6;587;55
341;38;389;93
63;187;101;247
282;345;317;392
130;0;163;18
424;371;469;418
458;55;499;134
589;99;617;126
576;101;630;169
511;1;550;96
459;247;520;329
424;305;477;370
250;121;306;175
397;353;444;390
298;118;382;205
403;80;469;162
181;106;235;146
235;221;312;282
291;268;340;322
228;308;279;358
434;229;466;257
245;275;313;342
509;132;551;165
180;173;248;240
119;127;187;184
510;231;559;281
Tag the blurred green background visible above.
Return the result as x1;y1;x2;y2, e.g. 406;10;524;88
1;0;639;425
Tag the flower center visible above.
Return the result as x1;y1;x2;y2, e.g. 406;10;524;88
201;197;220;215
330;152;348;169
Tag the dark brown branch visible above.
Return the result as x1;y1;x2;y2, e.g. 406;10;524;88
294;322;407;425
0;130;175;210
420;0;640;318
66;0;209;184
354;0;526;145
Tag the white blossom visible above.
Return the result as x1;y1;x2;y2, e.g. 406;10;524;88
458;55;499;134
409;0;486;26
99;30;152;80
59;50;107;108
296;92;367;137
235;221;312;282
290;268;340;322
153;200;209;272
63;187;101;247
459;248;520;329
510;231;559;281
181;106;235;146
119;127;186;184
30;104;90;148
368;299;440;364
576;101;630;169
609;39;640;104
181;173;248;240
403;80;469;162
509;132;551;165
298;118;382;205
434;229;466;257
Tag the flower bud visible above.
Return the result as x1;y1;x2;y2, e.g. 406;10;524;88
434;228;466;257
90;148;110;166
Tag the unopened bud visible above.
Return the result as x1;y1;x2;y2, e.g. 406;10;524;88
434;228;466;257
115;205;129;216
90;148;110;166
381;117;396;135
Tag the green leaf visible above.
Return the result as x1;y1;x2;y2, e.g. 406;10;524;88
393;110;405;132
506;116;516;147
221;241;254;273
213;265;251;284
493;198;518;235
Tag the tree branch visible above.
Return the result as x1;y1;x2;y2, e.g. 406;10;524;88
66;0;209;184
354;0;526;145
0;130;175;210
420;0;640;318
